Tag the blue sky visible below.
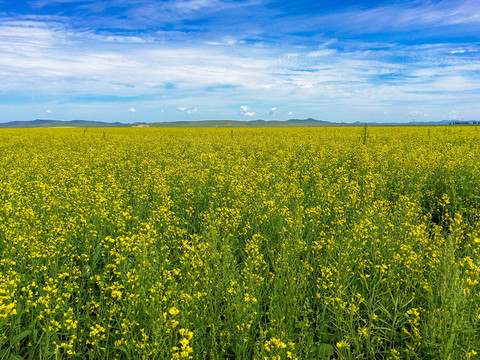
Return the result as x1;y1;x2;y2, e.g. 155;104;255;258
0;0;479;123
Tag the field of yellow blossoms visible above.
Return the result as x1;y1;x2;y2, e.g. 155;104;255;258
1;126;480;359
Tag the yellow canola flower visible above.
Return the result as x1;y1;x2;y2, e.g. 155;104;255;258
169;306;180;316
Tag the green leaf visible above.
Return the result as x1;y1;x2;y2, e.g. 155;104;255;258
10;330;31;345
16;301;25;315
317;343;334;357
114;346;128;355
28;348;37;360
10;355;24;360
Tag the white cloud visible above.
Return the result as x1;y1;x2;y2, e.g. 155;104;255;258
170;0;223;13
177;106;198;114
315;0;480;34
205;36;239;46
288;111;293;116
129;108;136;113
30;0;96;9
409;110;431;118
1;11;480;123
307;49;335;57
286;53;299;58
127;0;244;25
100;35;146;43
46;109;52;113
2;17;478;105
240;105;255;116
269;107;277;115
448;110;461;120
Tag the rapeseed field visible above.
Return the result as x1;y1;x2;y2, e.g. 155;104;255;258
1;126;479;359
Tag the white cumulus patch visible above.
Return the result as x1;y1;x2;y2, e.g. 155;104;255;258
177;106;198;114
240;105;255;116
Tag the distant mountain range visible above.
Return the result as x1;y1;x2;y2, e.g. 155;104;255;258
0;118;479;128
0;119;127;128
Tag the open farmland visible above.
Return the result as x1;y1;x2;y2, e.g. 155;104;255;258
1;126;480;359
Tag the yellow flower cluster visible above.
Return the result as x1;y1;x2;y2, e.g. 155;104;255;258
0;126;479;359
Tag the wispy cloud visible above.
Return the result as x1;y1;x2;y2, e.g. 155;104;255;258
205;35;240;46
307;49;336;57
29;0;96;8
286;0;480;36
121;0;251;27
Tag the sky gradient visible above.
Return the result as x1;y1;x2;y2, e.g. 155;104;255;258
1;0;479;123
